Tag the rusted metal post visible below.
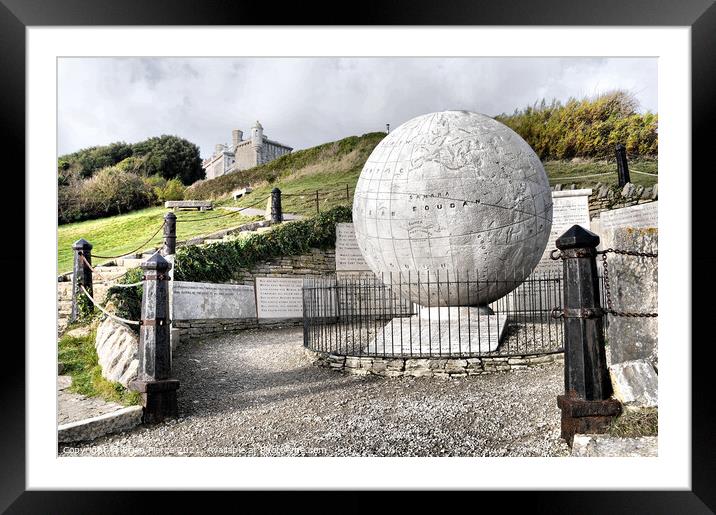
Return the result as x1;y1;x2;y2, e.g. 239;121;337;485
129;252;179;423
555;225;621;446
70;238;93;323
346;184;350;202
615;143;631;187
162;211;176;256
315;190;320;214
271;187;283;224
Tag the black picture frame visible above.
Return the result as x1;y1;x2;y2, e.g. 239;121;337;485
3;0;714;512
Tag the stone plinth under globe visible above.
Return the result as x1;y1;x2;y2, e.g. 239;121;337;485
352;110;553;307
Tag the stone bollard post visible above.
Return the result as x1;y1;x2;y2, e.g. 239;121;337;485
70;238;93;323
129;252;179;424
615;143;631;187
555;225;621;446
163;211;177;256
271;187;283;223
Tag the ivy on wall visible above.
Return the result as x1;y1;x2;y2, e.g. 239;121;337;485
174;205;352;283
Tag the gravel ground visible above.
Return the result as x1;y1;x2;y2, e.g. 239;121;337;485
59;326;570;457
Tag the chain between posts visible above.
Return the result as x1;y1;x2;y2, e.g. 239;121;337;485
79;285;141;326
549;246;658;318
91;222;166;259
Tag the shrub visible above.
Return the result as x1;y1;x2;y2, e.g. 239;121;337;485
174;205;353;283
58;134;204;186
143;175;168;203
495;90;658;160
161;178;186;201
81;166;155;217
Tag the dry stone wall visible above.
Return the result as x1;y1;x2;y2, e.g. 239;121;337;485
230;248;337;286
308;348;564;378
551;181;658;220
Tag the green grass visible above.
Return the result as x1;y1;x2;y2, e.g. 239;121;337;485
222;166;361;218
544;158;658;188
58;328;142;406
58;205;260;274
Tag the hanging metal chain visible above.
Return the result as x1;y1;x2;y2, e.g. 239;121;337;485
598;247;658;259
548;247;658;318
599;250;658;318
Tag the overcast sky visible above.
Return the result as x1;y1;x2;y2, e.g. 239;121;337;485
58;57;657;158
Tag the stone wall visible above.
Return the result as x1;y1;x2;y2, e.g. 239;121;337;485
604;228;658;369
308;348;564;378
172;248;337;339
173;318;259;340
233;140;257;170
551;182;658;220
231;248;337;286
257;140;291;166
57;281;110;333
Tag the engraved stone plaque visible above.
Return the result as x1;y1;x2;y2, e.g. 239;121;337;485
535;189;592;271
335;223;372;271
171;281;256;320
256;277;304;318
600;201;657;230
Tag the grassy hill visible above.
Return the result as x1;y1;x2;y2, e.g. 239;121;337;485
58;130;657;274
203;135;656;218
58;206;259;274
188;132;386;200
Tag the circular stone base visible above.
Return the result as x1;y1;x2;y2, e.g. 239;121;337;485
306;348;563;378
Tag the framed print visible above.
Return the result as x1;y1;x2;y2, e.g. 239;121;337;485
4;0;715;512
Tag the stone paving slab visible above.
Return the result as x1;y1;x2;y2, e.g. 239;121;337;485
59;406;144;444
58;376;127;425
571;434;658;457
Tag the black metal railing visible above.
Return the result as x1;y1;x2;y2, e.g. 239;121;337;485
302;270;596;358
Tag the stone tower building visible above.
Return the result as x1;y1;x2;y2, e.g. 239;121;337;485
202;121;292;180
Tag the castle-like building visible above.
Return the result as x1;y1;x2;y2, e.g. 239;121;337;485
202;121;293;180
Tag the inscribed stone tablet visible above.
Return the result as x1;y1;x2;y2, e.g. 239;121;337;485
535;189;592;271
600;201;657;230
171;281;256;320
335;223;372;271
256;277;304;318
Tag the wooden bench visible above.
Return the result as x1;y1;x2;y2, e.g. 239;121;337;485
165;200;213;211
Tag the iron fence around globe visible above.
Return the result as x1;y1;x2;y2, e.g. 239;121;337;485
301;270;600;358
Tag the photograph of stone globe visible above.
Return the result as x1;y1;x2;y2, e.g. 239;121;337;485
57;56;658;458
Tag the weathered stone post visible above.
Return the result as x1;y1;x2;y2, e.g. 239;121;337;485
555;225;621;446
163;211;176;256
129;252;179;424
70;238;93;323
271;187;283;223
615;143;631;187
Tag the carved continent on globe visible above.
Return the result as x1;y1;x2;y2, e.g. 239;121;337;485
352;110;553;306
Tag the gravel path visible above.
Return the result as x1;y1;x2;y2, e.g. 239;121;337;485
59;326;570;457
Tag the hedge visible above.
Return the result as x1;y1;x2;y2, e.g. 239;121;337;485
174;205;352;283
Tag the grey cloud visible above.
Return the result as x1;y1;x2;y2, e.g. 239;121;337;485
58;57;657;158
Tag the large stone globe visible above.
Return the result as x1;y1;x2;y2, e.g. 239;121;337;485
352;110;553;307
